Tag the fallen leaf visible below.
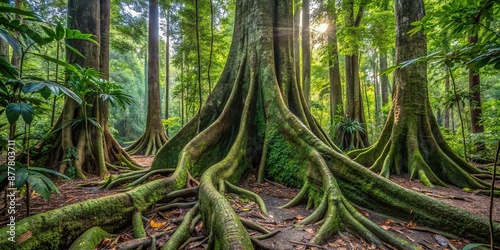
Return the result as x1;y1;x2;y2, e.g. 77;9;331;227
17;230;32;244
381;225;391;230
304;228;314;234
150;219;167;228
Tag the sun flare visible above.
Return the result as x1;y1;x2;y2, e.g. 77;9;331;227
317;23;328;33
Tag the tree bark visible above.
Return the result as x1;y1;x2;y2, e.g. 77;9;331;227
164;9;170;136
343;0;368;148
293;0;300;87
327;0;343;126
348;0;489;189
301;0;311;108
379;50;389;106
126;0;168;155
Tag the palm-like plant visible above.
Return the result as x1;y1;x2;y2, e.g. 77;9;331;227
335;118;366;151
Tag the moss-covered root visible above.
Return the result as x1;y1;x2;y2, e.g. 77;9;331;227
133;211;147;238
225;181;268;215
162;203;199;250
69;226;113;250
0;177;180;250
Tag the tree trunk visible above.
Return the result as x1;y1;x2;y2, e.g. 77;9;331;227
349;0;488;189
5;0;498;249
33;0;140;179
293;0;300;86
301;0;311;108
469;67;484;151
164;9;170;135
327;0;343;126
379;50;389;106
126;0;168;155
343;0;368;148
444;74;450;129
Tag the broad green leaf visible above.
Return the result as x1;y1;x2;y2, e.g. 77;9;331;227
14;167;28;189
41;26;55;39
22;81;82;104
26;172;51;199
0;7;42;21
0;57;18;79
5;103;33;125
64;43;84;58
30;166;70;180
55;23;65;41
0;28;21;56
31;53;78;74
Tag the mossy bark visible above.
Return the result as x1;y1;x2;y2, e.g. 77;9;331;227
4;0;499;249
347;0;489;189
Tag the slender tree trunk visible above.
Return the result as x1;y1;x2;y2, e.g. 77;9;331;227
327;0;343;126
373;54;381;119
469;64;484;151
343;0;368;148
126;0;168;155
301;0;311;107
444;74;450;129
379;50;389;106
164;9;170;136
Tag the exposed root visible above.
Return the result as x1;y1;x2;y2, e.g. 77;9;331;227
347;101;491;189
178;236;205;250
132;211;147;238
127;169;175;187
240;217;270;234
254;229;281;240
69;226;113;250
161;203;199;250
114;231;169;250
225;181;268;215
145;201;197;215
126;128;168;156
165;186;198;199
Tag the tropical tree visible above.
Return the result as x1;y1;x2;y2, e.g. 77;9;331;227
34;0;139;179
1;0;498;249
341;0;369;148
126;0;168;155
348;0;490;189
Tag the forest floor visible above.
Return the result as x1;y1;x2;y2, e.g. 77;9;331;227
0;155;499;250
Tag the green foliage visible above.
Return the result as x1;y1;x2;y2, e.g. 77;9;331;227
335;118;366;151
0;163;70;200
265;133;305;188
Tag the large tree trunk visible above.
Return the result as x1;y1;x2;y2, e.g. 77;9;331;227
301;0;311;107
4;0;498;249
126;0;168;155
327;0;343;126
348;0;488;189
293;0;300;87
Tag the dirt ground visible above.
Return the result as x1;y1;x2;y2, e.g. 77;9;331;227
1;155;499;250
